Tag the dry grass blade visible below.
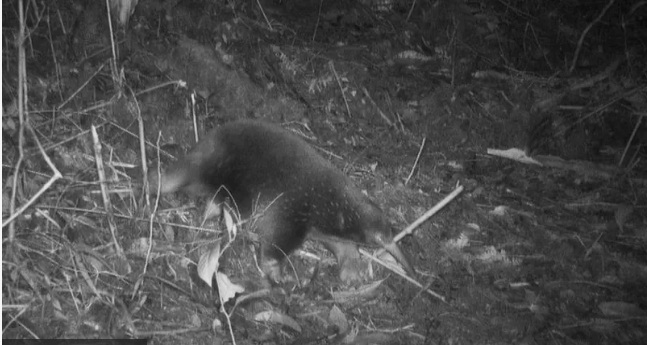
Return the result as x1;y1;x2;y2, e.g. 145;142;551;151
91;125;131;275
2;125;63;230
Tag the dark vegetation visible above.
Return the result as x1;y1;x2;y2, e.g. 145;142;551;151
2;0;646;344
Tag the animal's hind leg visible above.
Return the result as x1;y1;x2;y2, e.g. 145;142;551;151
256;208;308;283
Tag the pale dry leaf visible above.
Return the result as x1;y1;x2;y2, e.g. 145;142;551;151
212;318;223;332
190;313;201;328
444;233;469;250
328;305;348;333
109;0;139;26
487;147;542;165
254;310;302;333
477;247;520;266
589;318;619;334
349;331;393;344
331;278;385;303
112;255;132;275
490;205;508;216
395;50;432;62
598;301;646;317
128;237;156;258
2;191;10;214
85;254;106;272
215;272;244;303
4;115;16;132
72;215;99;229
202;199;222;223
51;297;66;321
223;208;237;238
197;241;221;287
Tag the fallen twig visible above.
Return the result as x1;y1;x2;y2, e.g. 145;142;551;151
362;87;394;127
361;184;464;302
359;248;447;303
256;0;273;31
91;126;130;274
392;184;464;244
569;0;616;73
2;125;63;230
405;137;426;186
330;61;352;118
619;112;644;168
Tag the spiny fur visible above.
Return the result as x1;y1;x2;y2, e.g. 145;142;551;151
151;120;413;281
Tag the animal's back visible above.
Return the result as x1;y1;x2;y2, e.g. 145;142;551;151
156;120;342;215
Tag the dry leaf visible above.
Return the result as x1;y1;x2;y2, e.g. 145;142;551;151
223;208;237;239
215;272;244;303
112;255;132;275
332;279;385;303
128;237;156;258
614;205;633;232
254;310;302;333
487;148;542;165
598;301;646;317
202;199;222;224
51;297;66;321
349;331;393;344
589;318;619;334
109;0;139;26
84;254;106;272
328;305;348;333
197;241;222;287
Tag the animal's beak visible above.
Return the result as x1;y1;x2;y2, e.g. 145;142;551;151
381;241;415;277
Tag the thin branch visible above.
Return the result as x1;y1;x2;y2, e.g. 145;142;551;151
393;184;464;244
143;133;163;277
91;126;129;275
362;87;394;127
130;87;148;209
405;137;426;186
255;0;273;31
569;0;616;73
359;248;446;303
311;0;324;42
619;113;644;168
406;0;417;22
7;0;28;241
2;125;63;229
329;61;352;118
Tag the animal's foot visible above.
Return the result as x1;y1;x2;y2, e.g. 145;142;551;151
261;258;283;284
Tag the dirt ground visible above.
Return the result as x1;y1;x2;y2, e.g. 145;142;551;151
2;0;647;344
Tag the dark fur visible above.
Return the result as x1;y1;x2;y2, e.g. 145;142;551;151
152;120;413;281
